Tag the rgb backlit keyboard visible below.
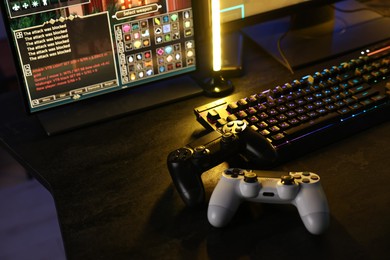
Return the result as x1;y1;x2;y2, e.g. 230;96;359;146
194;41;390;164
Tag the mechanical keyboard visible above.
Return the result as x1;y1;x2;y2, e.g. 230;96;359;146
194;41;390;165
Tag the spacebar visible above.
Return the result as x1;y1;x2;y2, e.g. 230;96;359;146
284;112;341;138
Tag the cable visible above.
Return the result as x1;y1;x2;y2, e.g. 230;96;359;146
332;2;390;17
276;28;294;75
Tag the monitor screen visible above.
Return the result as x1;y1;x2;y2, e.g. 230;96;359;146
0;0;197;113
219;0;342;32
218;0;390;70
221;0;309;24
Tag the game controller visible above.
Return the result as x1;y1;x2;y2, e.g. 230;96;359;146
208;168;329;235
167;120;277;207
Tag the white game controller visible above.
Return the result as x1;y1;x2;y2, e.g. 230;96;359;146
208;168;330;235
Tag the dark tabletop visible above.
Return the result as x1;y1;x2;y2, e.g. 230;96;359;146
1;22;390;260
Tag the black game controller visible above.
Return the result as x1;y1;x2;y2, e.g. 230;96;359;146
167;120;277;207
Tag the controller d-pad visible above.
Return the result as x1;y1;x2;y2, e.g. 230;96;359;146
226;168;242;178
222;120;247;134
170;148;193;161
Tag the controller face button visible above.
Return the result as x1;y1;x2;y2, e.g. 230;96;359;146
302;178;310;183
227;121;235;127
311;175;319;181
244;172;258;183
281;175;295;185
237;121;245;127
302;172;310;176
293;174;302;179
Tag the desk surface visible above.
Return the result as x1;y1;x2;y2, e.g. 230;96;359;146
1;32;390;259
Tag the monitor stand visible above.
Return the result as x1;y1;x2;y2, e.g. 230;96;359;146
241;0;390;70
37;75;202;135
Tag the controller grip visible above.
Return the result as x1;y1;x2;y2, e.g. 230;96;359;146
208;178;241;227
167;156;205;207
241;128;278;165
208;205;236;228
301;212;330;235
294;183;329;235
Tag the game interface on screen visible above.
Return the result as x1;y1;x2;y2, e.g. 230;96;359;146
3;0;196;111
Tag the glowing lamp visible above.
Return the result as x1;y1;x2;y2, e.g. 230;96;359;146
203;0;234;96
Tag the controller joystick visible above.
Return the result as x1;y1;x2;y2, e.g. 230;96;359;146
167;120;277;207
208;168;330;235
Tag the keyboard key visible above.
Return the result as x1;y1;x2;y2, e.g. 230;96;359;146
260;129;270;136
267;118;278;125
236;110;248;119
237;99;248;108
248;115;259;124
352;89;379;101
338;107;351;115
257;121;268;129
279;122;290;129
227;102;239;113
216;118;227;127
258;112;269;120
285;112;340;138
207;109;220;121
271;133;285;142
227;114;238;121
370;94;388;103
349;83;370;94
360;99;373;107
286;110;297;118
247;107;257;115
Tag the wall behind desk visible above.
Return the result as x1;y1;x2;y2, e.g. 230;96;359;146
0;12;5;39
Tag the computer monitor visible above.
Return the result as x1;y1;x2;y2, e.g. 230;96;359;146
219;0;390;70
0;0;203;134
